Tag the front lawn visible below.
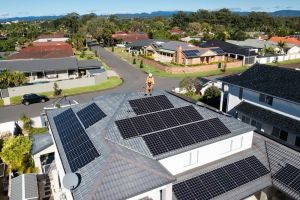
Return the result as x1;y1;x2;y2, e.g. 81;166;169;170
276;58;300;65
108;47;247;78
0;99;3;107
9;77;122;105
28;127;48;135
74;49;97;60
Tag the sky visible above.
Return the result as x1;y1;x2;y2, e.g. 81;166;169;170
0;0;299;18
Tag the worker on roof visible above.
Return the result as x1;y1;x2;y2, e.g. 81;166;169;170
145;73;155;96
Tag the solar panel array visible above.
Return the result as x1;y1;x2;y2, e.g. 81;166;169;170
173;156;269;200
273;164;300;194
77;103;107;128
183;50;200;58
54;109;100;172
143;118;231;156
129;95;174;115
211;47;225;55
116;105;203;139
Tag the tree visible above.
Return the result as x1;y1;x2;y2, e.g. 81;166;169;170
187;22;202;35
277;41;288;54
72;33;84;50
202;86;221;108
231;30;247;41
179;77;196;96
0;136;32;171
19;113;32;133
53;82;62;96
112;46;115;52
0;70;27;89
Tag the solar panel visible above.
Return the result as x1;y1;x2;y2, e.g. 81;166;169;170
129;95;174;115
143;133;168;155
53;109;100;172
208;118;231;136
173;156;269;200
116;106;203;139
159;129;182;151
142;118;231;155
273;164;300;194
77;103;106;128
183;50;200;58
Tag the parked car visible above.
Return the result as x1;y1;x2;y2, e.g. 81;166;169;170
22;93;48;105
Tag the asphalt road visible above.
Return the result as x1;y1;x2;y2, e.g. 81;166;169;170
0;47;180;122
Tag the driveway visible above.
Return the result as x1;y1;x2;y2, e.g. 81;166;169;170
0;47;180;122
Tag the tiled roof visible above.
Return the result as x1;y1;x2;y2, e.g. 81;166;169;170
220;64;300;104
269;36;300;46
112;32;149;43
46;91;254;200
31;133;53;155
8;44;73;59
37;33;65;39
77;59;103;68
234;102;300;134
200;40;257;57
32;41;70;46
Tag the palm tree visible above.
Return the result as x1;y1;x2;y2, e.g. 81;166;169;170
277;41;288;54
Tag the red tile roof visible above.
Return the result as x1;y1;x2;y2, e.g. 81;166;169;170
169;27;183;35
112;32;149;43
8;44;73;60
269;36;300;46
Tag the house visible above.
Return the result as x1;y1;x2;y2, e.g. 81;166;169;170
9;91;300;200
7;43;74;60
169;27;184;35
180;35;202;42
34;33;69;43
227;39;300;64
200;40;258;65
145;41;226;64
219;64;300;148
269;36;300;47
0;58;104;83
112;32;149;44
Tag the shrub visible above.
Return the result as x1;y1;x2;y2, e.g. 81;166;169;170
133;58;136;64
179;77;196;94
202;86;221;108
111;46;115;52
140;60;144;68
53;82;62;96
19;113;32;131
132;51;135;57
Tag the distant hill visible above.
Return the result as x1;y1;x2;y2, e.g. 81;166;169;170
1;10;300;22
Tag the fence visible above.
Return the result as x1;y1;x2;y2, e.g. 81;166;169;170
257;53;300;64
7;72;107;98
140;56;243;74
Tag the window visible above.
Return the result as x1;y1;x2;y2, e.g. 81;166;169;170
295;137;300;147
251;119;262;131
241;115;250;124
272;127;288;141
239;88;243;99
259;94;273;105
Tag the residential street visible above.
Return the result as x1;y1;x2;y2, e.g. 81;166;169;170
0;47;180;122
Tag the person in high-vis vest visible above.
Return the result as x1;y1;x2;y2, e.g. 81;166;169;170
145;73;155;96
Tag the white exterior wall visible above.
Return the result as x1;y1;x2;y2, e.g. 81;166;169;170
34;38;69;42
0;121;15;137
159;131;253;175
127;184;172;200
32;145;55;174
226;85;242;112
257;53;300;64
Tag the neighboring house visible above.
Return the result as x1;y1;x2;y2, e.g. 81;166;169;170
169;27;184;35
200;39;258;65
7;43;73;60
227;39;300;64
269;36;300;47
112;32;149;44
180;35;202;42
219;64;300;148
34;33;69;43
197;75;224;95
9;91;300;200
0;58;104;83
10;174;39;200
144;40;226;64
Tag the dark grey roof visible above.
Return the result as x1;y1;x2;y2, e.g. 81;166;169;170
0;57;78;72
127;39;157;48
11;174;39;200
46;91;254;200
31;133;53;155
200;40;257;57
235;101;300;134
87;68;105;75
77;59;103;69
157;41;195;51
220;64;300;104
174;133;272;200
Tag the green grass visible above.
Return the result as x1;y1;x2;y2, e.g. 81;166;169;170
275;58;300;65
28;127;48;135
74;50;97;60
109;47;247;78
9;77;122;105
10;96;22;105
0;99;3;107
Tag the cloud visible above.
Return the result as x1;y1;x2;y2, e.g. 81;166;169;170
86;9;98;14
17;11;29;16
0;12;10;17
229;8;242;12
251;7;264;11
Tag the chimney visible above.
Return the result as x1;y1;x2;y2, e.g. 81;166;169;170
176;46;182;64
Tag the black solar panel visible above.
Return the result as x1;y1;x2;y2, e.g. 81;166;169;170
77;103;106;128
208;118;231;136
129;95;173;115
159;129;182;151
173;156;269;200
143;118;231;156
143;133;168;155
116;106;203;139
53;109;100;172
183;50;200;58
273;164;300;194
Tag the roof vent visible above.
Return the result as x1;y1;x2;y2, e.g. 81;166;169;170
63;173;79;190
